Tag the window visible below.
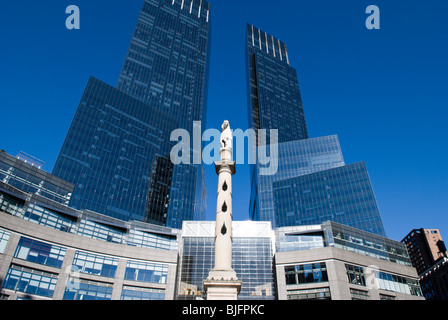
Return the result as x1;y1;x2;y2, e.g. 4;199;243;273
127;229;177;251
287;287;331;300
76;219;125;244
23;203;76;232
124;260;168;284
345;264;366;286
375;271;423;296
63;278;113;300
285;262;328;285
14;237;66;268
121;285;165;300
72;251;118;278
350;288;370;300
0;191;25;216
380;293;396;300
0;228;11;254
2;264;58;298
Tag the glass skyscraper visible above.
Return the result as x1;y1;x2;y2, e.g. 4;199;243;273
246;24;308;145
53;0;211;228
117;0;211;130
246;26;387;237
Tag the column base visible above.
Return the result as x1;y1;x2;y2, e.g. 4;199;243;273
203;281;242;300
204;269;241;300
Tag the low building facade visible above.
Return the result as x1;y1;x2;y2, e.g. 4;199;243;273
276;247;423;300
0;210;179;300
275;223;424;300
0;151;425;301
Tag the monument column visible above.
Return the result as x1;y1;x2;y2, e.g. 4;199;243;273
203;120;242;300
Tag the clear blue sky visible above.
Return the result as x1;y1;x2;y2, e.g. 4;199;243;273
1;0;447;242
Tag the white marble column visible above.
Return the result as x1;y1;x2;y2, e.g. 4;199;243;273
204;121;241;300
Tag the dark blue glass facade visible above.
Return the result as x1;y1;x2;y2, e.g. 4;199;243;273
246;25;387;238
117;0;211;131
116;0;211;227
246;24;308;145
250;135;345;226
53;0;211;228
273;162;387;236
53;77;178;222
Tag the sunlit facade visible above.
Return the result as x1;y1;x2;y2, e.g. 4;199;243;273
0;155;422;300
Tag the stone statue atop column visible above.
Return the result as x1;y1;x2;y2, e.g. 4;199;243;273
220;120;232;149
203;120;241;300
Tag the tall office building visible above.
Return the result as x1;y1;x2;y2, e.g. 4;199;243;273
117;0;211;130
246;26;386;236
246;24;308;146
53;0;211;228
246;23;311;229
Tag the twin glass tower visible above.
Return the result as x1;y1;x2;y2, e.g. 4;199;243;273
53;0;386;237
53;0;210;229
246;24;386;236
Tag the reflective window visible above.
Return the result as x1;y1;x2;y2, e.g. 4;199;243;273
345;264;366;286
23;203;76;233
287;287;331;300
276;233;324;252
285;262;328;285
72;251;118;278
380;293;396;300
63;278;113;300
127;229;177;251
2;264;58;298
121;285;165;300
273;162;386;236
375;271;422;296
14;237;66;268
252;136;345;225
124;260;168;284
350;288;370;300
0;227;11;254
329;221;411;266
0;158;72;205
0;191;25;217
77;219;125;244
